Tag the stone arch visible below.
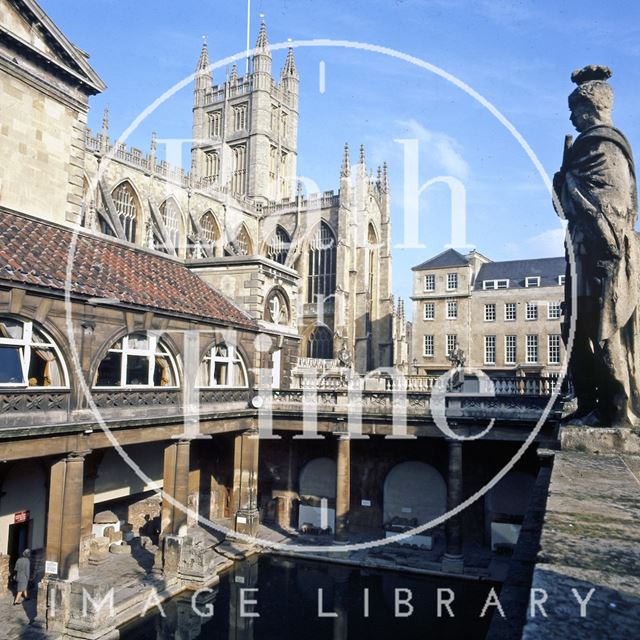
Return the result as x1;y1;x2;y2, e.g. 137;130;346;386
225;222;253;256
110;178;142;243
298;457;336;531
383;461;446;526
264;286;291;326
199;210;222;256
264;225;291;265
0;460;47;561
305;324;333;359
159;195;186;256
307;221;336;303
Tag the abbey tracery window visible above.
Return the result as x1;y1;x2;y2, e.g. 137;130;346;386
159;199;182;253
225;225;252;256
198;343;247;387
307;222;336;303
200;211;220;254
307;325;333;359
112;182;139;243
205;150;220;182
266;226;290;264
231;145;246;195
95;332;177;388
0;318;67;387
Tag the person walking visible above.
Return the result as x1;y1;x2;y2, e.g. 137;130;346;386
13;549;31;605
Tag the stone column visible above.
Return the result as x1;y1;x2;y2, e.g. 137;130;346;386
161;439;191;536
335;435;351;540
45;452;86;581
442;439;464;573
232;429;260;537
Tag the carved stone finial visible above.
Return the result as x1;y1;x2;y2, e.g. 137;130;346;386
101;106;109;133
150;131;157;154
341;143;351;178
359;144;365;165
382;161;390;194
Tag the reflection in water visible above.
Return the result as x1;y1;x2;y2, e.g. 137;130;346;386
121;555;498;640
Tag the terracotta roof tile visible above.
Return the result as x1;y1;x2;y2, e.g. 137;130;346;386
0;209;257;329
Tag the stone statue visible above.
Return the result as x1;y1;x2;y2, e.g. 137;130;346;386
337;339;352;368
448;347;465;389
553;65;640;427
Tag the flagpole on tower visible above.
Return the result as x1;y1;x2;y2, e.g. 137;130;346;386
245;0;251;75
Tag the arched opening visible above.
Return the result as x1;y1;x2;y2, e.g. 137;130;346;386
200;211;221;256
265;289;290;326
266;226;291;265
198;342;248;387
298;457;336;532
383;461;446;549
306;325;333;359
111;181;140;243
225;224;253;256
0;317;68;387
159;197;184;255
485;471;535;550
307;221;336;303
94;332;178;388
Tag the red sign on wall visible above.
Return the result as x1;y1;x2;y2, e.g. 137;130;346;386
14;510;29;524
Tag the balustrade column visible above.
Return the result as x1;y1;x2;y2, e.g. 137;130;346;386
335;435;351;541
442;439;464;574
45;452;86;581
232;429;260;537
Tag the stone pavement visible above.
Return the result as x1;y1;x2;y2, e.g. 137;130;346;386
522;428;640;639
0;591;50;640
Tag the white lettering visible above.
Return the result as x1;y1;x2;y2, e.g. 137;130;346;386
480;587;505;618
571;587;595;617
437;588;455;617
395;588;414;617
529;588;548;618
82;587;115;618
192;588;215;618
240;588;260;618
140;588;165;618
318;589;338;617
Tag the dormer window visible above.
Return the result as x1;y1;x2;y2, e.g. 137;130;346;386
558;275;565;286
525;276;541;288
482;279;509;290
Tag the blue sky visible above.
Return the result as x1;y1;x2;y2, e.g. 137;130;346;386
41;0;640;317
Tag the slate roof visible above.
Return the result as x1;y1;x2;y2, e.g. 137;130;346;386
412;249;469;271
0;209;256;328
474;257;565;290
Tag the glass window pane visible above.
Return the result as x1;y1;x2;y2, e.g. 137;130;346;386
0;320;23;340
0;346;24;383
214;361;228;385
126;355;150;385
128;333;149;350
153;356;172;386
96;351;122;386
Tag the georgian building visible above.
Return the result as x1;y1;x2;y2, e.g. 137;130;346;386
411;249;566;377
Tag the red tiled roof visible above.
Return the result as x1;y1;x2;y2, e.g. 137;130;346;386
0;209;256;328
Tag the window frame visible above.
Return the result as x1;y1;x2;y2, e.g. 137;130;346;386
548;334;561;365
198;342;248;388
526;335;539;364
526;302;538;321
423;334;434;357
94;332;179;389
446;272;458;291
547;301;561;320
424;274;435;292
483;279;509;290
484;335;496;365
446;334;457;357
505;335;517;365
484;303;496;322
445;300;458;320
0;319;69;389
504;302;517;322
423;302;435;321
525;276;541;288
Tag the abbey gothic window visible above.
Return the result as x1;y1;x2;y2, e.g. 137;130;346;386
231;144;246;195
266;226;290;265
159;199;182;254
307;325;333;359
307;222;336;303
208;110;222;138
205;151;220;182
200;211;220;255
112;182;139;243
233;103;248;131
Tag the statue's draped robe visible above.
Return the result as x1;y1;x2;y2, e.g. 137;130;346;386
559;124;640;424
